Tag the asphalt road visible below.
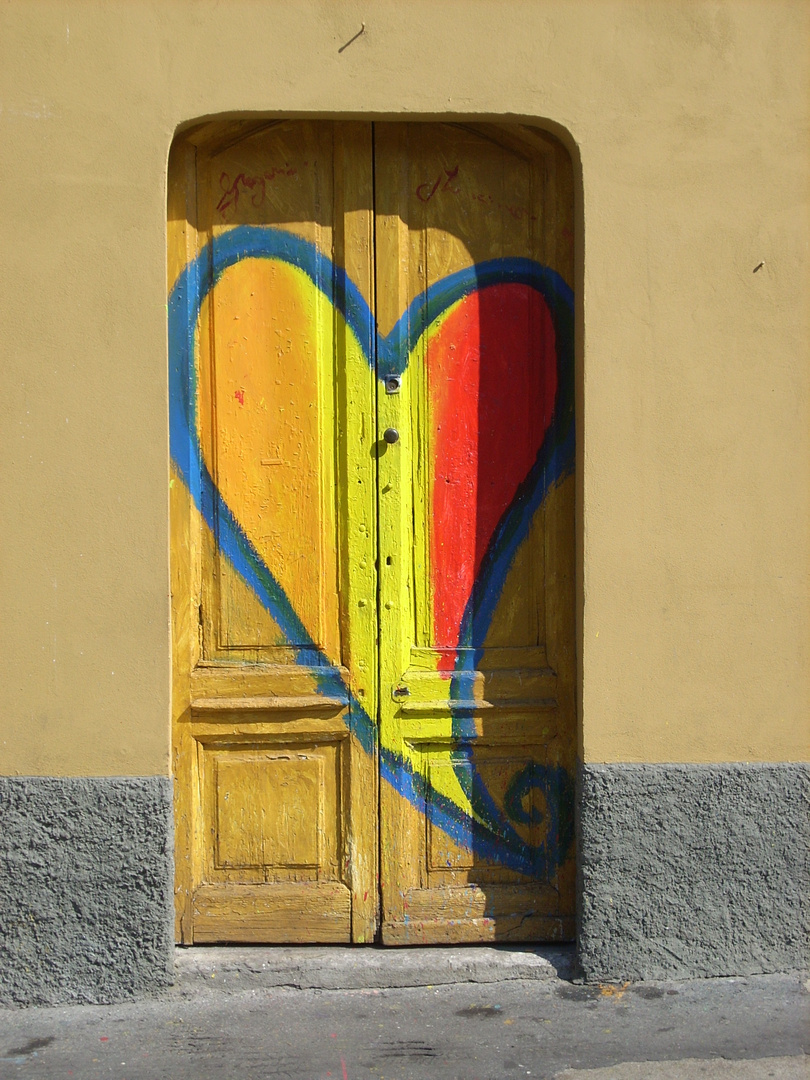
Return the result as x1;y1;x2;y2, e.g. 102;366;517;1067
0;960;806;1080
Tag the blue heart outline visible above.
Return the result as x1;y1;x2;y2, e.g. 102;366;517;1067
169;224;575;877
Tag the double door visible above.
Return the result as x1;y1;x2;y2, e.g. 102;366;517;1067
169;120;575;944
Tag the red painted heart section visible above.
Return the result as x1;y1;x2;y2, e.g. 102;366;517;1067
428;283;557;665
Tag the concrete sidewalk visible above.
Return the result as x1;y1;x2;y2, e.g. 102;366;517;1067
0;947;806;1079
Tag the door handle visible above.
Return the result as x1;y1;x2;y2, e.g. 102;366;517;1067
383;427;400;445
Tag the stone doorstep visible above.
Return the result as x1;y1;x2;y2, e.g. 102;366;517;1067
174;944;577;992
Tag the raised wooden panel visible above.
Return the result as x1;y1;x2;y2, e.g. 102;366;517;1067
427;755;534;878
209;259;333;653
203;746;338;877
197;121;340;661
384;885;574;945
192;883;352;944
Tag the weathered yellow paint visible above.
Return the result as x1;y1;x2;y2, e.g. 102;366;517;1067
171;119;577;943
1;2;807;780
202;259;338;655
171;121;378;943
375;123;576;942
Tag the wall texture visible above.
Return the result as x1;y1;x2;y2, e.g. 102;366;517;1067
0;0;807;997
0;0;806;775
579;764;810;980
0;777;173;1004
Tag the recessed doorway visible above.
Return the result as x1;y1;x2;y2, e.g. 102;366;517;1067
168;120;576;945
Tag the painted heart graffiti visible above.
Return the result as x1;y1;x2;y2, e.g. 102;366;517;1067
169;224;575;877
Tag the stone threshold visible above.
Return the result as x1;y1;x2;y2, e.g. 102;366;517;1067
174;943;577;992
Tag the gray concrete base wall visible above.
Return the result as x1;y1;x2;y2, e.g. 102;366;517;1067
0;777;173;1005
578;763;809;982
2;768;807;1002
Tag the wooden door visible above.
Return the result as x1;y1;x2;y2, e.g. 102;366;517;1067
169;120;575;945
169;121;378;943
375;124;576;942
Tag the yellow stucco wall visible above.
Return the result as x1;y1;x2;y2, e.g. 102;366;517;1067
0;0;807;775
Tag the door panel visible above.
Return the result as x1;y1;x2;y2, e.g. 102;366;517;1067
203;255;338;655
170;121;378;943
170;120;575;946
375;123;576;942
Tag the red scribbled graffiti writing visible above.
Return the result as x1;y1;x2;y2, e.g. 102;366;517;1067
472;190;537;223
414;163;537;222
416;164;460;202
217;164;303;215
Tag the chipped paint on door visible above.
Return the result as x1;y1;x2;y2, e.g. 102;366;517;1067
169;121;576;944
374;123;576;941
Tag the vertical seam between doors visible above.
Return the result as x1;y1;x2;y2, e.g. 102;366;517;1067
370;121;384;944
